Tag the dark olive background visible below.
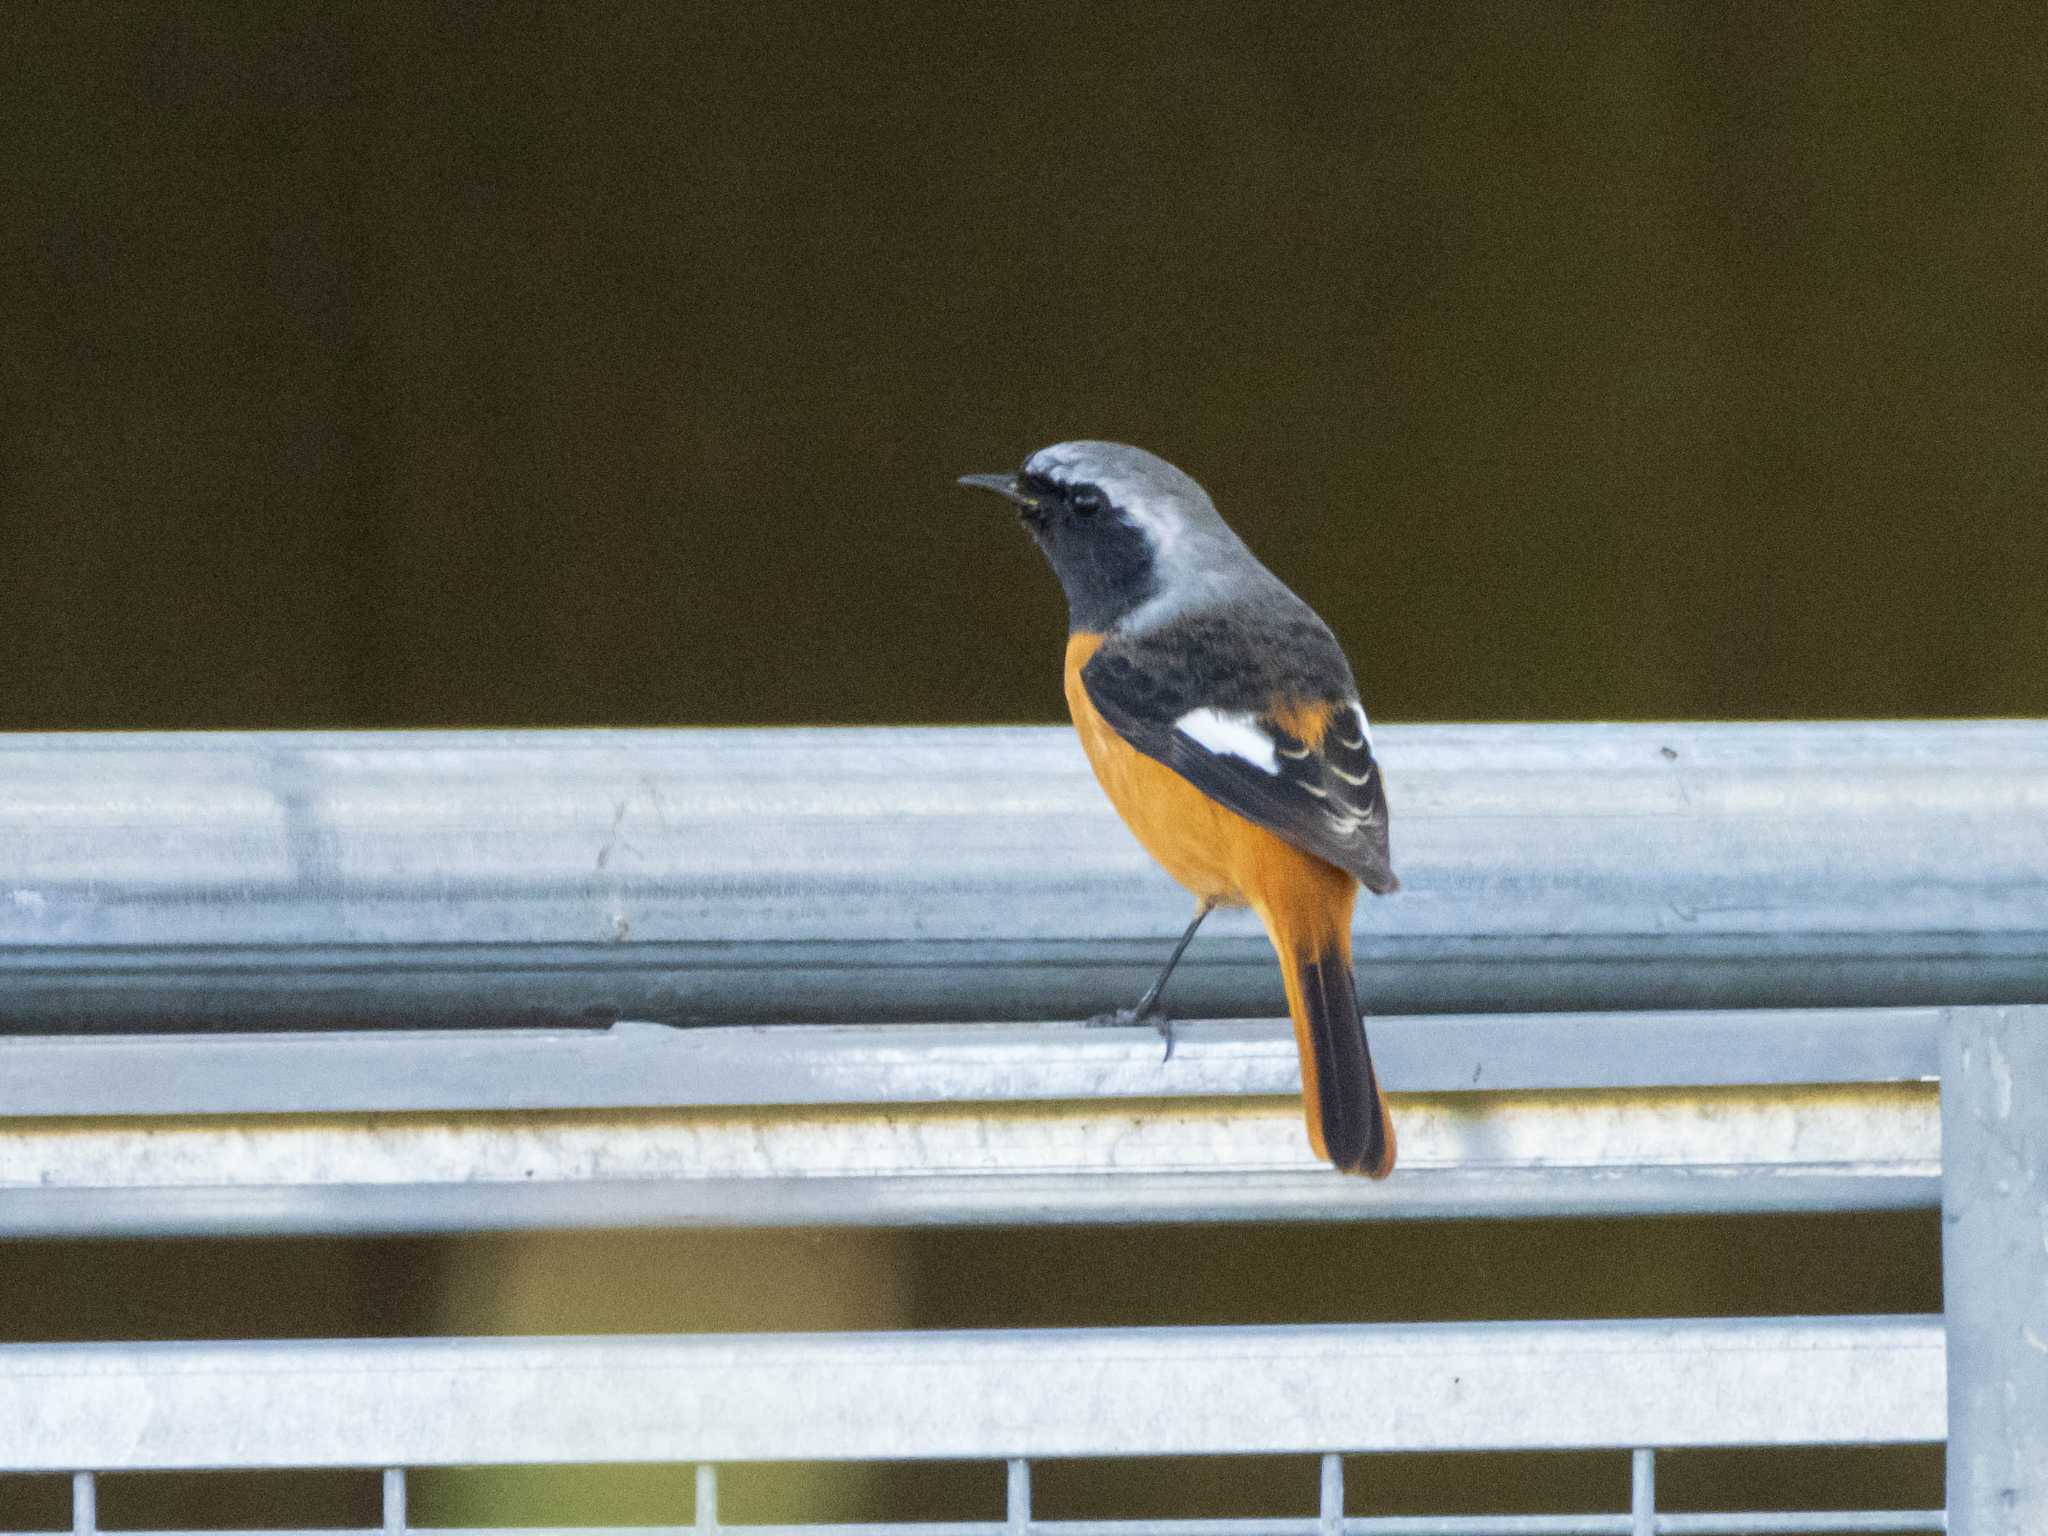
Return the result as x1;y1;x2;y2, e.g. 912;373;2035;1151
2;2;2021;1526
5;5;2044;732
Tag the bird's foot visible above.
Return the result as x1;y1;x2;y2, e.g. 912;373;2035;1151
1084;1005;1177;1063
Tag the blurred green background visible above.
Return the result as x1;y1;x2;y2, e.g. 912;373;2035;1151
3;1;2023;1527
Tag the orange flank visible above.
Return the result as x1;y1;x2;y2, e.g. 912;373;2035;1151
1062;633;1396;1176
1267;696;1337;750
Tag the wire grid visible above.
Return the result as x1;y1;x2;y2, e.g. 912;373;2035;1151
44;1454;1943;1536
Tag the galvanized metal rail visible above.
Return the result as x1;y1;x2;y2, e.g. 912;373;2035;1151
0;1005;1944;1116
0;1318;1945;1469
0;1009;1943;1236
6;1321;1948;1533
2;721;2043;1031
2;726;2040;1531
1941;1007;2048;1528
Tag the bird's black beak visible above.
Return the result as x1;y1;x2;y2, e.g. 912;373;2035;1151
956;472;1040;511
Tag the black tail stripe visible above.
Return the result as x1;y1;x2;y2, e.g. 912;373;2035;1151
1300;949;1386;1175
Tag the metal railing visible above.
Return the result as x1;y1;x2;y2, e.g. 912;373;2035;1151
8;1320;1949;1534
41;1455;1955;1536
0;1318;1950;1466
0;1007;1941;1236
2;724;2042;1533
8;1327;1941;1531
3;722;2044;1030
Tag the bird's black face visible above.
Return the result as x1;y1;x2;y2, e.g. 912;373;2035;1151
958;467;1158;633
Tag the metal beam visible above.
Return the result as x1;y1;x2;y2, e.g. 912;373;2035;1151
0;1317;1945;1472
0;1008;1942;1118
0;1079;1937;1237
1942;1006;2048;1534
3;722;2045;1032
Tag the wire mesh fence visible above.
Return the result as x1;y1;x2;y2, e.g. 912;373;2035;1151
29;1451;1948;1536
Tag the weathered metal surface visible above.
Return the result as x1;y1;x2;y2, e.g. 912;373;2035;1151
0;1076;1938;1236
0;1008;1942;1118
1942;1006;2048;1536
3;721;2044;1031
0;1317;1944;1471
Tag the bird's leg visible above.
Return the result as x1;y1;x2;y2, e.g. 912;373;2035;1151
1131;900;1214;1020
1087;900;1216;1061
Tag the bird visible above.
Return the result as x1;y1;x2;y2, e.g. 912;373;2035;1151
959;441;1399;1178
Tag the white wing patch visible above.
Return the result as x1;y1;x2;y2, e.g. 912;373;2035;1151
1175;708;1281;774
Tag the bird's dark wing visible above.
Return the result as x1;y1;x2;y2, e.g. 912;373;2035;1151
1081;627;1397;894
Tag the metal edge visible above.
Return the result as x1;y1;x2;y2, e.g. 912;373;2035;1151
0;1007;1947;1118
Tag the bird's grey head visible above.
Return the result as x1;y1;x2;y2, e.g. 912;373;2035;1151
958;440;1256;634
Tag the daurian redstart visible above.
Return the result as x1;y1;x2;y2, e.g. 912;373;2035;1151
961;441;1398;1177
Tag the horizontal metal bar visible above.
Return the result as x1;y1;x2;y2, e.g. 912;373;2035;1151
0;1317;1945;1471
0;1009;1972;1234
0;1008;1943;1118
1652;1517;1945;1534
0;1167;1939;1238
3;721;2045;1032
1026;1521;1941;1536
0;1077;1938;1236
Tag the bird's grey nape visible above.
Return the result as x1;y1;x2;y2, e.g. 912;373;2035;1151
1021;442;1278;634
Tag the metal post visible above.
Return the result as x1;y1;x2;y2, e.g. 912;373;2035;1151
1630;1449;1655;1536
1942;1006;2048;1535
1319;1453;1344;1536
382;1468;405;1536
695;1463;719;1533
1007;1458;1031;1536
71;1472;95;1536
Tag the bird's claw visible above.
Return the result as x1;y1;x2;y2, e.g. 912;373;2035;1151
1084;1005;1177;1063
